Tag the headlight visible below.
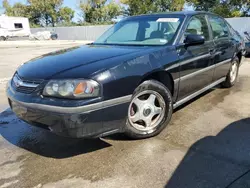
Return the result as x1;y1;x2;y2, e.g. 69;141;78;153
43;79;100;99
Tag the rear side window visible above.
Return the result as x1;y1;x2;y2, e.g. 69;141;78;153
186;15;210;41
208;16;229;39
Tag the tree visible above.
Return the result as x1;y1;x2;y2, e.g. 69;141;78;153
3;0;28;17
187;0;250;17
212;2;242;18
58;7;75;23
186;0;217;11
229;0;250;16
27;0;63;26
79;0;122;24
170;0;186;11
2;0;10;13
121;0;185;16
2;0;75;27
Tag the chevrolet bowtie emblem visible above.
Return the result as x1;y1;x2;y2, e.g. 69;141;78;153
13;75;23;87
15;80;23;87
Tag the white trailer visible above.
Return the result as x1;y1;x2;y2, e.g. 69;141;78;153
0;14;31;40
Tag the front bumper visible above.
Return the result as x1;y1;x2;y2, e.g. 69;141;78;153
6;83;131;138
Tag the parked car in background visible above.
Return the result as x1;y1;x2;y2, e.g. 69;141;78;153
0;14;31;40
50;32;58;40
244;31;250;56
6;11;244;139
29;31;58;40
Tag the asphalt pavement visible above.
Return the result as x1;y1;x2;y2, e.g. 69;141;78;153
1;42;250;188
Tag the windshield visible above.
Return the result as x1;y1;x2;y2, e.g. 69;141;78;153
94;16;184;46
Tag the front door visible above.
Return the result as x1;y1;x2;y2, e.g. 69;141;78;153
177;14;215;100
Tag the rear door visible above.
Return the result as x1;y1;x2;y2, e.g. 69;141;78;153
177;14;215;100
207;15;235;81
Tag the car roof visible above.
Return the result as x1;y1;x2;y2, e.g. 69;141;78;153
126;11;218;19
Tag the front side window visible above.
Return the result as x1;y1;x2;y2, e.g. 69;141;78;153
208;16;229;39
185;15;210;41
94;16;184;46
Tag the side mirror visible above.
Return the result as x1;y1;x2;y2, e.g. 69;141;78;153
184;34;205;46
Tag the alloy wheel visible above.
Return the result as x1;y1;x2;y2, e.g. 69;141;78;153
128;90;166;132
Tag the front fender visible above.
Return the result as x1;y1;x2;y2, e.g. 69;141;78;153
92;46;180;101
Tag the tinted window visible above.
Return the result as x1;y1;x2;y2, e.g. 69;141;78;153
95;16;184;46
107;22;139;42
208;16;229;39
186;15;210;41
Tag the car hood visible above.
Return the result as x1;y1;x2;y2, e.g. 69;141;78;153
17;45;143;80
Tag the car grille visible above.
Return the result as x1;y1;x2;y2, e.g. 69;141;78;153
11;74;43;94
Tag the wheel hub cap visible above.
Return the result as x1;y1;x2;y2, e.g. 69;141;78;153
143;107;152;117
128;90;166;132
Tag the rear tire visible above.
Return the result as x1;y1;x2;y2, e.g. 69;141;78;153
125;80;173;139
222;57;239;88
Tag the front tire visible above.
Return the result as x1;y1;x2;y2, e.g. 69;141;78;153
125;80;173;139
222;57;239;88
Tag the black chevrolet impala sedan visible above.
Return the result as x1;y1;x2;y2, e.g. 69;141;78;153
6;11;244;139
